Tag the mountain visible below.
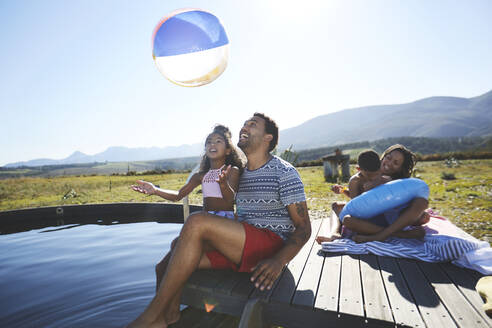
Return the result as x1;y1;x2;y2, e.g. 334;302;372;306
278;90;492;150
5;90;492;168
4;144;203;168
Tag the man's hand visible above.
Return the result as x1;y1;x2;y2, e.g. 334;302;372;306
250;257;284;291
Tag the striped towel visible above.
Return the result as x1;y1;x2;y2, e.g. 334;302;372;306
320;212;492;275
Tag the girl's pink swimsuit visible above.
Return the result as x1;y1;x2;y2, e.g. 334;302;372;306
201;166;224;198
202;165;234;219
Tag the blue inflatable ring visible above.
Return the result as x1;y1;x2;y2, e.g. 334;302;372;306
338;178;429;222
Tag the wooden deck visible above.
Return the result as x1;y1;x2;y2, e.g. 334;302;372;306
181;217;491;328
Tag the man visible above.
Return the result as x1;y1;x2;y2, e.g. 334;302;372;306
127;113;311;328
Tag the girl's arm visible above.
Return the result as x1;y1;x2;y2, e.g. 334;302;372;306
132;173;202;202
216;165;240;205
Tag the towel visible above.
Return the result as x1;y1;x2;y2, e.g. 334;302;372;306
320;211;492;275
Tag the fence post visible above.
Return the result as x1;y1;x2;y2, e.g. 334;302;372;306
183;164;200;222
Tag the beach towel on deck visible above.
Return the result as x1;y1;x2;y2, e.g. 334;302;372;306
320;211;492;275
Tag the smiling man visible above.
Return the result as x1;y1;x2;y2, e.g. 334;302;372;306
127;113;311;328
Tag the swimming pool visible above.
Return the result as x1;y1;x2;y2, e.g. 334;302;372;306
0;221;182;328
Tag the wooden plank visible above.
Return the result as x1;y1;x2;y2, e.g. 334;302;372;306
249;266;286;301
182;271;251;316
230;273;256;300
439;262;492;326
315;252;341;312
171;306;241;328
186;269;227;292
359;254;394;324
292;219;325;308
238;298;266;328
171;306;210;328
397;259;457;327
250;219;325;303
269;219;321;304
338;254;364;317
213;270;246;295
264;302;391;328
378;256;426;327
181;285;248;316
419;261;490;328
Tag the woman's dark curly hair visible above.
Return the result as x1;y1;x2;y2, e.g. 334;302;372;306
199;124;245;174
381;144;416;179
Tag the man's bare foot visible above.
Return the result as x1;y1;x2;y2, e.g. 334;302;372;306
316;233;341;244
164;308;181;326
126;315;168;328
331;202;345;216
413;211;430;226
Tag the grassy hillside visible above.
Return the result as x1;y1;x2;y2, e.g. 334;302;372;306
295;136;492;162
0;156;201;179
278;90;492;150
3;137;491;178
1;159;490;241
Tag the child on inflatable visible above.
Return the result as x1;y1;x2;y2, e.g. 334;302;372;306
333;149;389;199
317;145;429;244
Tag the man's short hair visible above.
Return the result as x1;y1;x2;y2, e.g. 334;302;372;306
358;150;380;172
253;112;278;152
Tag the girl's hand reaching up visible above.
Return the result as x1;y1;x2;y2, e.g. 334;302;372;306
216;165;232;187
131;180;157;195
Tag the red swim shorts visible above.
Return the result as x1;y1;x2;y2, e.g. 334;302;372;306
205;222;284;272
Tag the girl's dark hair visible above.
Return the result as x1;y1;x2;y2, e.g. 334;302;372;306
199;124;245;174
381;144;416;179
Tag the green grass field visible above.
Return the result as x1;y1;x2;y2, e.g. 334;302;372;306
1;159;490;241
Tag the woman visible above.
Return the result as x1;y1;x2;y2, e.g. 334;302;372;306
317;144;428;244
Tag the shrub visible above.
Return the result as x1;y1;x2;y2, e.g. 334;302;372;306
441;172;456;180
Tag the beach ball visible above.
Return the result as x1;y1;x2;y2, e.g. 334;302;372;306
152;9;229;87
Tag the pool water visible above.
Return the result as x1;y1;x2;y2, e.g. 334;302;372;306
0;222;182;328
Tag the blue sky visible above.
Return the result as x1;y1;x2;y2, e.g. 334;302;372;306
1;0;491;166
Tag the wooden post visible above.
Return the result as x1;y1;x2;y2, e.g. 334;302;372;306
322;152;350;182
323;161;334;181
183;164;200;222
330;160;340;179
341;158;351;181
183;196;190;222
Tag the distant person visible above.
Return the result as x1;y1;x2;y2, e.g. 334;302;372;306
132;124;244;289
317;145;429;244
127;113;311;328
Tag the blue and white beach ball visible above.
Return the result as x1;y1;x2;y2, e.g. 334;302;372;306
152;9;229;87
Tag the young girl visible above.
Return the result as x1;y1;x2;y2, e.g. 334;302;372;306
132;125;244;293
132;124;244;218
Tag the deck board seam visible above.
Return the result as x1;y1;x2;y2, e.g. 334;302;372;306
438;262;491;326
396;258;428;327
415;260;461;328
288;219;324;305
376;255;398;325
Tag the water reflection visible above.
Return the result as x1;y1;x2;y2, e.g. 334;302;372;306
0;222;181;328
